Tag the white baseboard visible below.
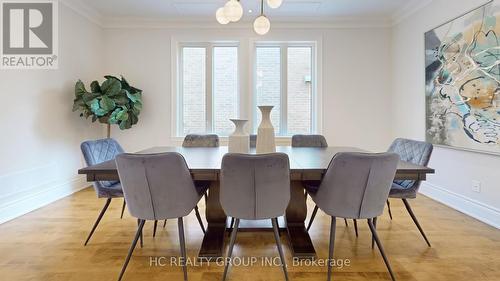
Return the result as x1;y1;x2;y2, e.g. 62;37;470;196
420;182;500;229
0;176;90;224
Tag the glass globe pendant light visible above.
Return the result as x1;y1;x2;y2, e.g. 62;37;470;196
224;0;244;22
267;0;283;9
254;0;270;35
216;7;229;24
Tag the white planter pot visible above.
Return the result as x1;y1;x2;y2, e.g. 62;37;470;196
256;106;276;153
228;119;250;153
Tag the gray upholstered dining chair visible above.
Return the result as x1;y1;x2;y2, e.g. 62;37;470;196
182;134;220;147
220;153;291;281
115;153;208;281
157;134;218;230
386;138;433;247
292;135;355;234
291;134;328;148
304;152;400;281
81;138;126;246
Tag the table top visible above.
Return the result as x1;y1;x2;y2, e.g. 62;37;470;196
78;146;435;175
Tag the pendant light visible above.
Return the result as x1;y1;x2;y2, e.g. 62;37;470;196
254;0;270;35
216;7;229;24
267;0;283;9
224;0;244;22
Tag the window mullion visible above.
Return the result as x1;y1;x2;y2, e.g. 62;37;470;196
281;45;288;136
206;45;213;133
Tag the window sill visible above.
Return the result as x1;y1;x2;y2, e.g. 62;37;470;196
170;136;292;146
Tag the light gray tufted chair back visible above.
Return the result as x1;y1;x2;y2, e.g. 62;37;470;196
388;138;433;190
182;134;219;147
115;153;202;221
313;152;399;219
81;138;124;198
220;153;291;220
292;135;328;147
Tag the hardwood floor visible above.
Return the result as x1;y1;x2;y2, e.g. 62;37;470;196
0;187;499;281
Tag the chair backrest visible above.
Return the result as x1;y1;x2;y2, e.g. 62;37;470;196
388;138;433;189
249;134;257;148
314;152;399;219
115;153;201;220
220;153;291;220
291;135;328;147
182;134;219;147
81;138;124;190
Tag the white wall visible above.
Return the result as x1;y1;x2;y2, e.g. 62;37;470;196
0;4;104;223
392;0;500;228
103;26;394;152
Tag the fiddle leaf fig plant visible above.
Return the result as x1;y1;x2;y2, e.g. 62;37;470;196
72;76;142;130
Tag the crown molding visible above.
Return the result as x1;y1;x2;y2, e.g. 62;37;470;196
59;0;104;27
103;16;392;30
391;0;434;26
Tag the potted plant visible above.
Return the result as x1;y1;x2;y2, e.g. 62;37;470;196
72;76;143;137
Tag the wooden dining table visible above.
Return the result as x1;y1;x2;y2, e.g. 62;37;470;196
78;146;434;260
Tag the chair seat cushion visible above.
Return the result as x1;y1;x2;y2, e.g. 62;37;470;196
194;181;210;195
389;182;417;199
303;180;322;194
96;182;123;198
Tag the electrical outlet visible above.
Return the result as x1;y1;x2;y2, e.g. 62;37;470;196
472;180;481;193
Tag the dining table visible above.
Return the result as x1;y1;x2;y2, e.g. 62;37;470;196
78;145;435;260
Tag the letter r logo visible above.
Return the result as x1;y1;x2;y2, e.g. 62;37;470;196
2;2;53;54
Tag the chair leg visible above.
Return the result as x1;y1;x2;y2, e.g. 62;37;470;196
387;200;393;220
120;200;126;219
222;218;239;281
367;218;396;281
137;219;143;248
306;205;319;231
371;217;377;249
118;219;145;281
153;220;158;238
84;198;112;246
178;217;188;281
229;217;235;232
327;216;337;281
402;199;431;247
272;218;289;281
353;219;359;237
194;206;206;234
163;220;167;228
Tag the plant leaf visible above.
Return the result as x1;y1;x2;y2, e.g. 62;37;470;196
100;96;115;111
116;110;129;121
90;81;101;93
75;80;87;97
101;77;121;96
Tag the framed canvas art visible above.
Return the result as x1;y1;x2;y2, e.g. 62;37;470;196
425;0;500;154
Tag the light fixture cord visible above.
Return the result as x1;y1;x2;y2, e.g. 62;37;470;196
260;0;264;15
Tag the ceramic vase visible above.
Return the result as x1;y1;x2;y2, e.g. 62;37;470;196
228;119;250;153
256;106;276;153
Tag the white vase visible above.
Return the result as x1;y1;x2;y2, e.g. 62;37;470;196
228;119;250;153
256;106;276;153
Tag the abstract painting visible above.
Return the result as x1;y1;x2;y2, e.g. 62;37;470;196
425;1;500;154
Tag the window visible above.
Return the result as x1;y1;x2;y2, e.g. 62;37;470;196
175;41;318;138
254;43;315;136
179;44;238;136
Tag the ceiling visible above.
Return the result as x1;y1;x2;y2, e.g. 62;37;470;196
72;0;425;23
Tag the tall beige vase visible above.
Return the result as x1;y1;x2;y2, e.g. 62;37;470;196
256;106;276;154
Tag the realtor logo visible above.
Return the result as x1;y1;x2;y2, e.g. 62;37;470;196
1;0;58;69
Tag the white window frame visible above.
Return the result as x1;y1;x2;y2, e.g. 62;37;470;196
175;41;240;136
252;41;319;136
